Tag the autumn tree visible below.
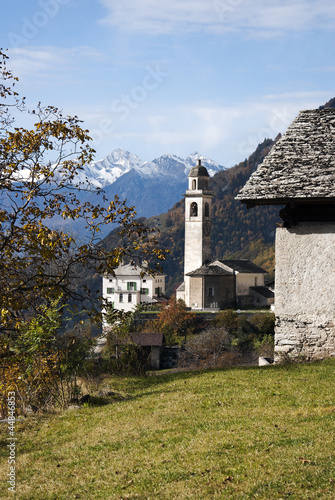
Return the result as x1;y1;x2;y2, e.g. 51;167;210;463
143;297;197;345
0;50;165;334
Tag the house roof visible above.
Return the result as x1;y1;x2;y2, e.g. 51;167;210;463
214;259;267;274
111;263;165;278
116;332;163;347
249;286;274;298
132;332;163;347
186;264;233;277
236;108;335;205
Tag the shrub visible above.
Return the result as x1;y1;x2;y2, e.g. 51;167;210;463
212;309;239;334
0;301;95;416
178;327;240;370
142;298;197;345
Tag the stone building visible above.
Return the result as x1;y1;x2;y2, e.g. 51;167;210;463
176;159;269;310
236;107;335;360
103;262;166;313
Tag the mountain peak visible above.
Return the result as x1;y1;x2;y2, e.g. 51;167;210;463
79;149;226;190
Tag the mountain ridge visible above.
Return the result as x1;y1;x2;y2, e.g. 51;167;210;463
102;138;281;295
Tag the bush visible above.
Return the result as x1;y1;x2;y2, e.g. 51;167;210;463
178;327;240;370
142;297;197;345
0;301;95;416
212;309;239;334
110;344;149;376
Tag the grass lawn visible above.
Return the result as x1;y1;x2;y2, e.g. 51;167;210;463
1;359;335;499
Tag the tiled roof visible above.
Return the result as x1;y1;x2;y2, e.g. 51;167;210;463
249;286;274;298
116;332;163;347
186;264;233;277
112;263;165;277
132;333;163;347
214;259;267;274
236;108;335;205
176;282;185;292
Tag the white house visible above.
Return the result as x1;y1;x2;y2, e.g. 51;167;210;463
103;262;166;313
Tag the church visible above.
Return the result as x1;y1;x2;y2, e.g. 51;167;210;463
176;160;272;310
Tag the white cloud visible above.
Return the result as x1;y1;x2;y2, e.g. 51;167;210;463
7;46;103;79
98;0;335;36
82;91;332;165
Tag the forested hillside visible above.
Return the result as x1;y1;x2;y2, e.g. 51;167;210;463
103;138;283;295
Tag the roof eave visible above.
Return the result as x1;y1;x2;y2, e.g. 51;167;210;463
237;197;335;208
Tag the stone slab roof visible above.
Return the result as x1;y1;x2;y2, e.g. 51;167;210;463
176;282;185;292
111;263;165;277
117;332;163;347
186;264;233;277
236;108;335;205
132;333;163;347
249;286;274;298
214;259;267;274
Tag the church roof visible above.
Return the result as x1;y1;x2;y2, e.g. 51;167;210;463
176;282;185;292
189;159;210;178
249;286;274;298
236;108;335;205
214;259;267;274
186;264;233;277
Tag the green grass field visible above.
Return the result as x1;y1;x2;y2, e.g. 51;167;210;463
1;359;335;499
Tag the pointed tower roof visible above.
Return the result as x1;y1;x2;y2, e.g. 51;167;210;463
189;159;210;178
236;108;335;206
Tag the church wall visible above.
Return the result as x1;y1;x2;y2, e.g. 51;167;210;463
188;276;203;309
274;223;335;360
236;273;265;295
218;276;235;309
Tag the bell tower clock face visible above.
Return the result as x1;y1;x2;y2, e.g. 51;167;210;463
203;221;211;237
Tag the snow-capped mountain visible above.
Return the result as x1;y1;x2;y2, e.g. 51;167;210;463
79;148;225;189
75;149;144;188
60;149;227;239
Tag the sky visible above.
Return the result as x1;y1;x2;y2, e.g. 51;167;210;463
1;0;335;167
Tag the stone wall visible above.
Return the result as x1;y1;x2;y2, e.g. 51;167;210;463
274;223;335;361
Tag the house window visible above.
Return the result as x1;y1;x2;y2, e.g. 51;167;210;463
141;288;149;295
106;287;114;294
128;293;132;303
192;179;196;190
205;202;209;217
255;277;258;286
127;282;137;291
119;294;123;303
155;287;162;297
190;202;198;217
208;287;215;297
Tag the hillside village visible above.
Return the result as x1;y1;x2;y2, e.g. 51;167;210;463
101;103;335;370
0;45;335;500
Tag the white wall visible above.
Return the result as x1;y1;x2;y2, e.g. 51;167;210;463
274;223;335;360
103;271;165;313
236;273;265;295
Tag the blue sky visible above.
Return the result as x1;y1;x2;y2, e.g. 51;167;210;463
1;0;335;166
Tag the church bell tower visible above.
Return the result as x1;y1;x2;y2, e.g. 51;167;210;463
184;159;213;306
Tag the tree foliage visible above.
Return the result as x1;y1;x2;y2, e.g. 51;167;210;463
0;298;95;416
0;50;165;334
142;297;197;345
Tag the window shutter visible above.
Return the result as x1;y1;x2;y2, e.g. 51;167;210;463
127;282;129;290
